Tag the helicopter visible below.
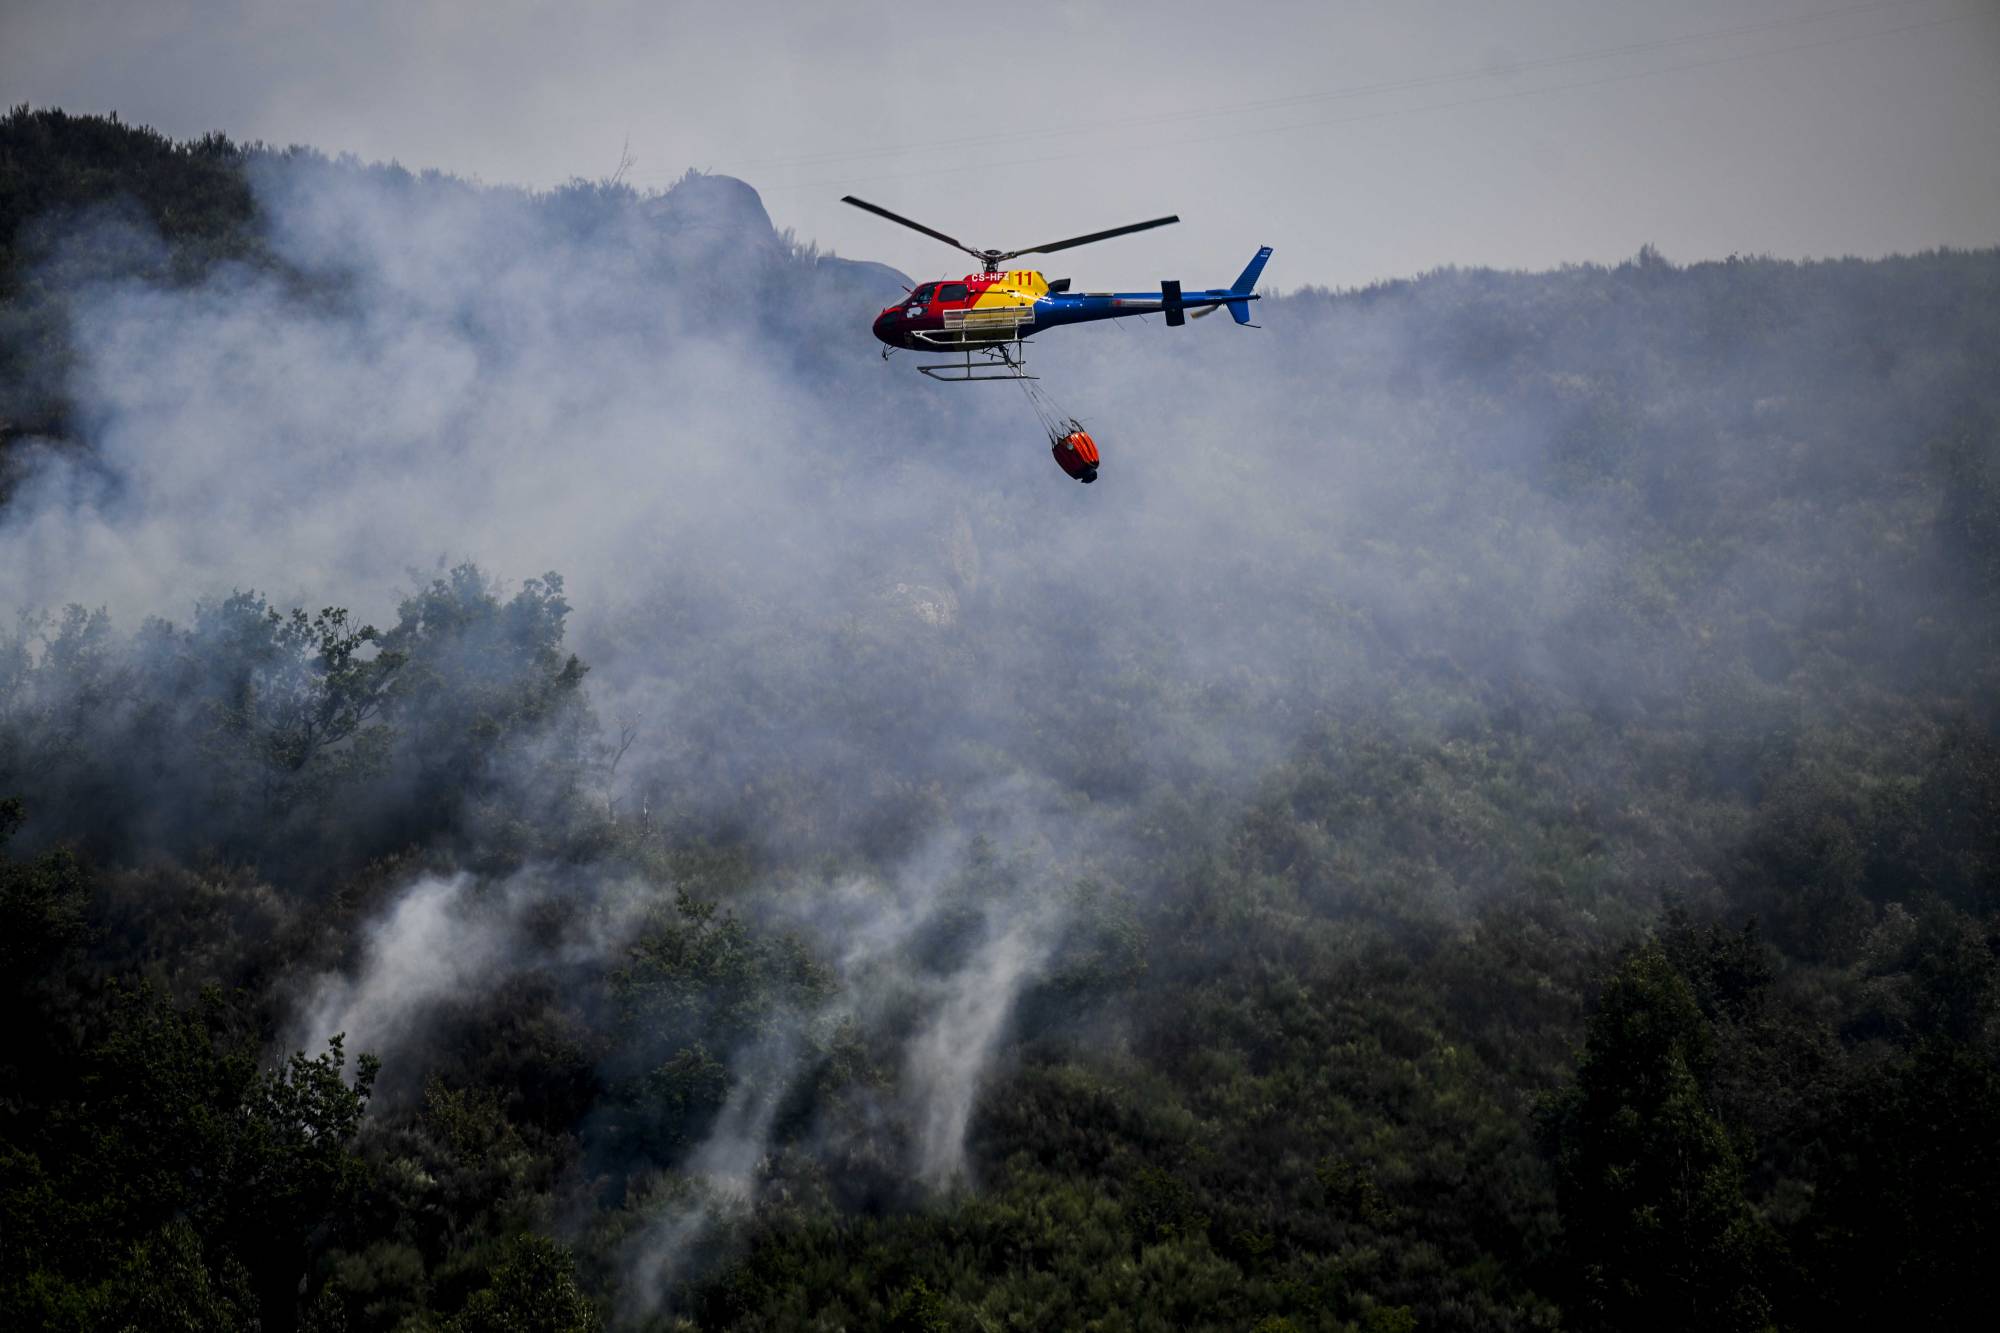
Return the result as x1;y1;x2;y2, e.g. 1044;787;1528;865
843;195;1271;382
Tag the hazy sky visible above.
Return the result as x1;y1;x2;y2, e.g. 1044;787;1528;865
5;0;1998;289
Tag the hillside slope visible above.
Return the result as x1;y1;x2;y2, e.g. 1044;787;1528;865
2;108;1997;1332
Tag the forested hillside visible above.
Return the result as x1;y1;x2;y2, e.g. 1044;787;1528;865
2;106;1997;1332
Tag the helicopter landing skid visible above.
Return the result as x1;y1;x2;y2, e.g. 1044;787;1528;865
916;343;1035;383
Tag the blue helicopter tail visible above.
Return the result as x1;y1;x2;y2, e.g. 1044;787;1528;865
1230;246;1273;297
1226;246;1271;324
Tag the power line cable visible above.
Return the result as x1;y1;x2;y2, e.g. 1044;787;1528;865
749;6;1970;196
628;0;1944;185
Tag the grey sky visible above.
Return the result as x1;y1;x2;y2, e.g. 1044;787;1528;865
5;0;1997;289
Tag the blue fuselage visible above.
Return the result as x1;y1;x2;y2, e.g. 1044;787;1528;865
871;286;1257;350
870;247;1272;352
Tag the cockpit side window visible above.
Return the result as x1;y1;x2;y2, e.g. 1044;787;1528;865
908;282;938;304
937;282;969;303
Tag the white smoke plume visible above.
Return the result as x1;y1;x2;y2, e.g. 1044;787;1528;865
296;786;1082;1318
296;873;487;1061
617;1033;798;1322
293;865;652;1079
906;920;1047;1185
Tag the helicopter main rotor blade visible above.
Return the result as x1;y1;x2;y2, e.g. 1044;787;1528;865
841;196;988;263
998;214;1180;262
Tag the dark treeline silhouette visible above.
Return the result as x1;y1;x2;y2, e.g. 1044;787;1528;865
1;107;1997;1331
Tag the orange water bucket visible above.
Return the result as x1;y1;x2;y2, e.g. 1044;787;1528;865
1051;429;1100;483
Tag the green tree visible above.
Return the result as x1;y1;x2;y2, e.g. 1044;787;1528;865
1801;1042;2000;1327
0;796;89;985
1543;943;1771;1331
99;1220;257;1333
188;593;402;814
0;988;377;1332
374;565;597;850
449;1235;601;1333
222;1036;380;1326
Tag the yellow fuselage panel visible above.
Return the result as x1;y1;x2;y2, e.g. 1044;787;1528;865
968;270;1047;309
